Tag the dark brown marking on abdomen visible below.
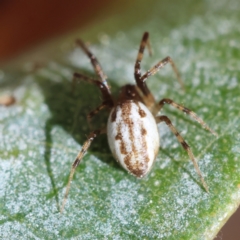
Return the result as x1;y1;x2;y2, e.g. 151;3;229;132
115;122;128;155
120;101;149;176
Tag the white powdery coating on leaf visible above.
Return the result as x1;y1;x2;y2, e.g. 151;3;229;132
109;180;141;225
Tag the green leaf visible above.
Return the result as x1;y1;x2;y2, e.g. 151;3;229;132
1;0;240;239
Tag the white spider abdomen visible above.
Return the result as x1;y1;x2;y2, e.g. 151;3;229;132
107;100;160;178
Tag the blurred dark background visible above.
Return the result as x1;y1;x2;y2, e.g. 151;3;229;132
0;0;115;62
0;1;239;239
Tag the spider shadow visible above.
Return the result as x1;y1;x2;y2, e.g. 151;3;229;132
161;147;206;191
36;70;122;210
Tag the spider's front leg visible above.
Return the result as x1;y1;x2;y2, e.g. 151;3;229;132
72;73;113;105
134;32;184;96
72;73;114;120
155;115;209;192
61;128;105;213
134;32;184;112
140;56;184;89
76;39;109;89
134;32;155;101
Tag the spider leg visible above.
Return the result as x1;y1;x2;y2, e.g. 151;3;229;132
140;56;184;89
156;115;209;192
72;72;114;108
76;39;110;92
157;98;217;136
60;129;105;213
134;32;155;99
87;102;109;122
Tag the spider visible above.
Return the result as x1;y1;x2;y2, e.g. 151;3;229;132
60;32;217;212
